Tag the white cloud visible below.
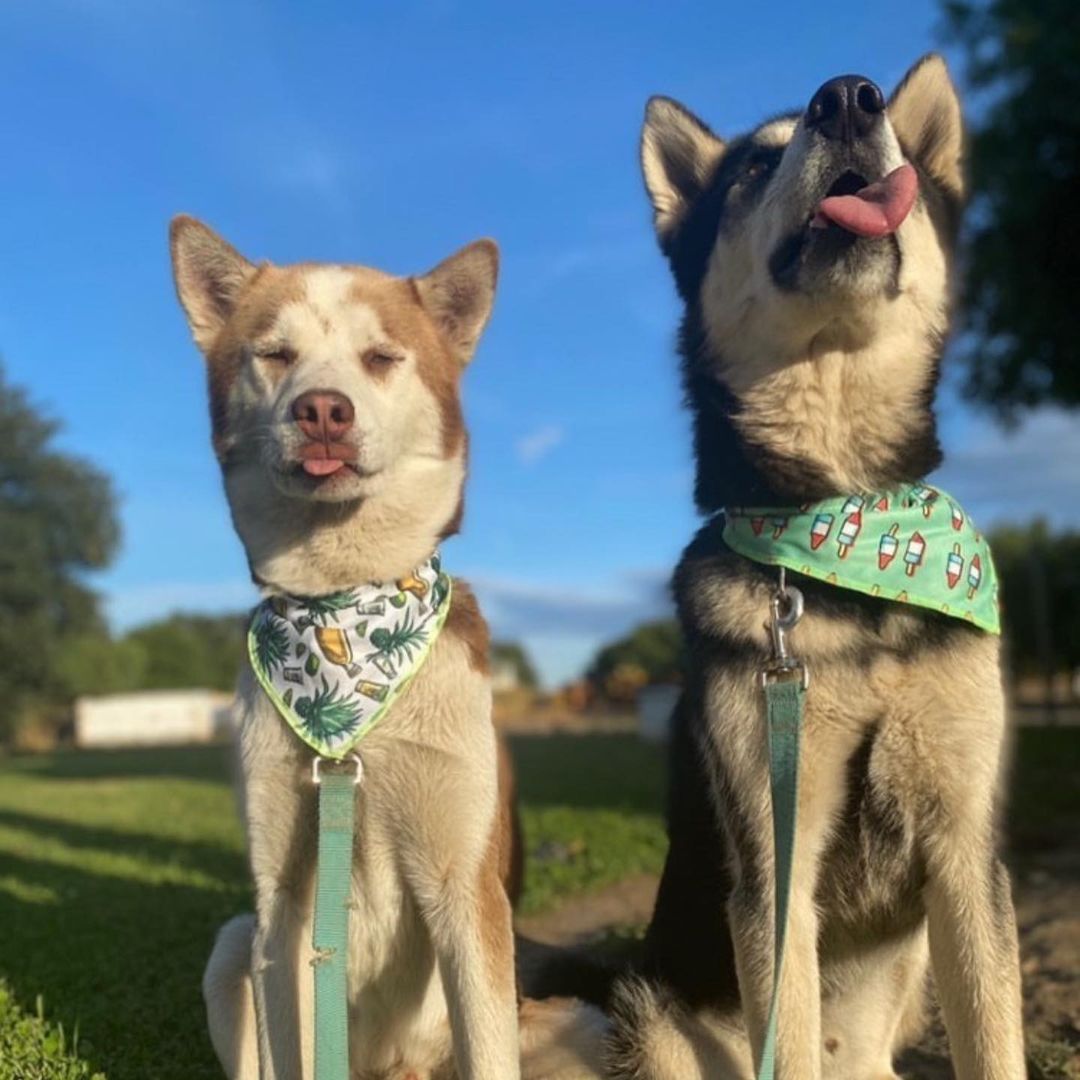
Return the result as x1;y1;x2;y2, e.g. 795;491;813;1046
515;424;564;465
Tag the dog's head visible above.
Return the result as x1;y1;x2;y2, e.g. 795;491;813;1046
170;218;497;591
641;55;965;506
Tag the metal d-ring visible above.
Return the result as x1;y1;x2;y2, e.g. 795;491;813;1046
311;753;364;786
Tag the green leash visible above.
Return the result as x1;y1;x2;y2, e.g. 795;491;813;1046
311;755;362;1080
755;578;807;1080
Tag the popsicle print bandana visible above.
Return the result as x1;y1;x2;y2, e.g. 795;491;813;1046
722;484;1000;634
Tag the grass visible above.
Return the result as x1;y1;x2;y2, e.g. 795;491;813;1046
0;981;104;1080
0;734;666;1079
0;727;1074;1079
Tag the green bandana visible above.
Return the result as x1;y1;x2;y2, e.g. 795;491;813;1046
723;483;1000;634
248;553;452;758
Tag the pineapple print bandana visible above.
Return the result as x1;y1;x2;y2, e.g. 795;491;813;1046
248;553;452;758
723;483;1000;634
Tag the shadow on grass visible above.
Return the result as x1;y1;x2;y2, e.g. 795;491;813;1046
0;807;245;893
0;844;247;1080
6;744;235;785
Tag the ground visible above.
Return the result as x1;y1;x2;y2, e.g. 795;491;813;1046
0;730;1075;1079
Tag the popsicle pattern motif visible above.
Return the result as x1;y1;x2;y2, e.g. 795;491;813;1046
723;484;1000;634
248;553;453;757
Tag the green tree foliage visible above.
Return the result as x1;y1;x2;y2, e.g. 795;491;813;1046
587;619;683;691
943;0;1080;412
126;613;247;692
0;364;119;736
491;642;539;689
989;521;1080;676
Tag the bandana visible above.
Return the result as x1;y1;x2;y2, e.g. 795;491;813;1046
248;553;452;758
723;483;1000;634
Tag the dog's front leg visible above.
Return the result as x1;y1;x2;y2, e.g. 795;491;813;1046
913;666;1025;1080
250;888;311;1080
922;781;1025;1075
427;852;520;1080
242;754;317;1080
924;856;1024;1079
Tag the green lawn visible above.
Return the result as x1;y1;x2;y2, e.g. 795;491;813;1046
0;734;667;1079
0;728;1075;1079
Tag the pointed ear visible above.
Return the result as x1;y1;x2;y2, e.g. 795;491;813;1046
889;54;965;198
414;239;499;364
641;96;726;242
169;215;257;352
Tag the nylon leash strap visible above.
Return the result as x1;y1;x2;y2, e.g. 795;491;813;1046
312;755;362;1080
756;577;807;1080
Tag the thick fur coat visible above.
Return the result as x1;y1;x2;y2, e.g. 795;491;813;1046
604;55;1026;1080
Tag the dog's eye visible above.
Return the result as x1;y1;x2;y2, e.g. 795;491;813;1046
256;346;296;364
745;160;772;181
364;350;401;369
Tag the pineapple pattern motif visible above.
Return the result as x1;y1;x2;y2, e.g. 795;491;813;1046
723;483;1000;634
247;553;452;757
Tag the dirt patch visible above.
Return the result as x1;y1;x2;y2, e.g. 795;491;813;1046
518;853;1079;1078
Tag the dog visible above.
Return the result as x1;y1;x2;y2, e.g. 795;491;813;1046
601;54;1026;1079
169;218;606;1080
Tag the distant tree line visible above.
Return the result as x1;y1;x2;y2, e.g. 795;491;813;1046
0;363;545;742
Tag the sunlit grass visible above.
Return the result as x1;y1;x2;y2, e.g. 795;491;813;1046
0;735;665;1079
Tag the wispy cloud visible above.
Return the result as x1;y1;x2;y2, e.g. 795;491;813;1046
935;407;1080;529
269;144;348;205
470;568;671;640
469;568;672;686
515;424;564;465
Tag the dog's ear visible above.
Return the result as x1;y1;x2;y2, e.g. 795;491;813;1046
414;239;499;365
641;97;726;243
889;54;965;199
170;216;257;352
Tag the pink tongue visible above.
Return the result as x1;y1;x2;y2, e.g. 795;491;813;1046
302;458;346;477
814;163;918;238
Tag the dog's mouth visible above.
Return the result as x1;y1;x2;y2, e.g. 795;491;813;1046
808;164;918;238
276;441;378;495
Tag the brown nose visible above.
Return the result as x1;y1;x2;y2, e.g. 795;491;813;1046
290;390;355;441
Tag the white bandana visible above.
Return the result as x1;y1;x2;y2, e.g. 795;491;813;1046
247;553;451;758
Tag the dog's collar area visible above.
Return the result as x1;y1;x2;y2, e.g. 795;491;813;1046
247;551;453;758
723;482;1000;634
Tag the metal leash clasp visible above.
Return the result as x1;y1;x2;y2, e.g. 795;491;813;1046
311;753;364;786
759;567;809;689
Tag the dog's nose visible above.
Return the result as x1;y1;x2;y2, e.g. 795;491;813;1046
291;390;355;441
805;75;885;142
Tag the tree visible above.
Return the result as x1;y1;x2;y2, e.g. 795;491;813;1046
491;642;539;689
943;0;1080;413
126;613;248;692
0;363;119;737
587;619;683;699
989;520;1080;678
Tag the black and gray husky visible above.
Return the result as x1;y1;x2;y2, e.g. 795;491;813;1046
574;55;1025;1080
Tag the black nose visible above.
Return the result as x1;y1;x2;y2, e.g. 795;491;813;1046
805;75;885;143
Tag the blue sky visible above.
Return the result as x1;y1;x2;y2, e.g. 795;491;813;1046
3;1;1077;685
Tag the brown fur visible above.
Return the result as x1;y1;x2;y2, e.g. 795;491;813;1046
446;580;492;676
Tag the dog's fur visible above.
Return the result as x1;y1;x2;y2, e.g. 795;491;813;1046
170;219;606;1080
604;55;1026;1079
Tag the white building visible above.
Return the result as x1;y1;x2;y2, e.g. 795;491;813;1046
74;689;232;748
